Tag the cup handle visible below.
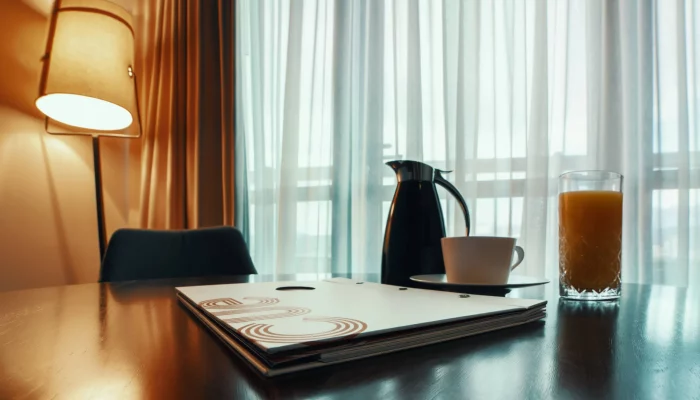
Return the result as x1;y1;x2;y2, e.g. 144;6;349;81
511;246;525;270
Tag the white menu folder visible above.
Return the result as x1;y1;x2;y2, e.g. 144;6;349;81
176;278;546;377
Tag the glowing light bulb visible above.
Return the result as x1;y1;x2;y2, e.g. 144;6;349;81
36;93;133;131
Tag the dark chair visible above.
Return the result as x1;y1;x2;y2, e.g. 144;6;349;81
100;226;257;282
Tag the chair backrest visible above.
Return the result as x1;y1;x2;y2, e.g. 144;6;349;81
100;226;257;282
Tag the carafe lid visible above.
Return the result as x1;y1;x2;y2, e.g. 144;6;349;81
385;160;436;182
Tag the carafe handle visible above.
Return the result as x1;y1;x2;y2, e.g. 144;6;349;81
434;170;471;236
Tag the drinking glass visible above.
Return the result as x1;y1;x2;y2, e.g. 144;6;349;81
559;171;623;300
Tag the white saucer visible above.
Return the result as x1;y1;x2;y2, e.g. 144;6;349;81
410;274;550;289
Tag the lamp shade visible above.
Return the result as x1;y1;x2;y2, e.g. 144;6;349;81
36;0;140;135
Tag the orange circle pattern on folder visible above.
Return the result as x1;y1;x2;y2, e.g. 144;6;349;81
239;317;368;344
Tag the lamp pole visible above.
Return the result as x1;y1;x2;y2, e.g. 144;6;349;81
92;135;107;260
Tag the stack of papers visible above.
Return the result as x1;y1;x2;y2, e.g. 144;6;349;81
177;278;546;377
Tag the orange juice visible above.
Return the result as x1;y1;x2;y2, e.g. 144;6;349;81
559;191;622;292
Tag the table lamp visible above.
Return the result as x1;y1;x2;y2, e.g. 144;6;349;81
35;0;142;260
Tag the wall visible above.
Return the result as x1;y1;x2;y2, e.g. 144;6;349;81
0;0;135;291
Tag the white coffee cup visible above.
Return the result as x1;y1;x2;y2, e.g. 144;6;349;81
441;236;525;284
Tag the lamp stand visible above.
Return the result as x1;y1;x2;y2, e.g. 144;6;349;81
36;1;144;265
92;135;107;260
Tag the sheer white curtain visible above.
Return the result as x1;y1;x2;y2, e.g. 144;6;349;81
235;0;700;286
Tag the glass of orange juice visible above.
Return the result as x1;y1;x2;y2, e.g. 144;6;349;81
559;171;623;300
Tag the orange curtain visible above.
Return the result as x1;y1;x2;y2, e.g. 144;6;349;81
131;0;234;229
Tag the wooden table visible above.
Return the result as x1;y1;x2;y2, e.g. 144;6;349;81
1;275;699;400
